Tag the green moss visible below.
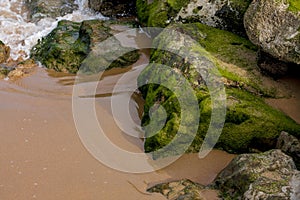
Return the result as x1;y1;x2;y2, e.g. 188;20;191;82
178;23;257;68
30;20;89;73
139;23;300;157
136;0;189;27
288;0;300;13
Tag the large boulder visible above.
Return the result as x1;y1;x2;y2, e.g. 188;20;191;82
136;0;251;36
214;150;300;199
137;23;300;158
175;0;252;36
30;20;139;73
136;0;190;27
89;0;136;17
25;0;78;21
244;0;300;65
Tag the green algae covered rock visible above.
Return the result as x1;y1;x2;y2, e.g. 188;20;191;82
175;0;252;36
30;20;139;73
214;150;300;199
136;0;251;36
138;23;300;157
31;20;90;73
136;0;190;27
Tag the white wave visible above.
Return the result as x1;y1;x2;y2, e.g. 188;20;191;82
0;0;106;61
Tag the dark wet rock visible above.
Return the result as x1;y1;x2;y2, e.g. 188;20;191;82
0;40;10;64
25;0;78;21
175;0;251;36
244;0;300;65
257;49;290;78
147;179;216;200
30;20;139;73
214;149;300;199
277;131;300;170
138;23;300;158
89;0;136;18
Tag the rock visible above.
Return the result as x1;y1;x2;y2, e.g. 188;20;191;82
30;20;88;73
136;0;190;27
89;0;136;18
137;23;300;158
136;0;250;36
25;0;78;21
147;179;218;200
30;20;139;73
0;40;10;64
244;0;300;65
257;49;290;78
277;131;300;170
175;0;251;36
7;59;37;80
214;149;300;199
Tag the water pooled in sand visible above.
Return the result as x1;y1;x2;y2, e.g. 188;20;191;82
0;55;235;199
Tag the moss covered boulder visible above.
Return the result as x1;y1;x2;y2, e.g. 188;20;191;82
136;0;190;27
25;0;78;21
30;20;139;73
136;0;251;36
175;0;252;36
214;150;300;199
138;23;300;158
244;0;300;65
30;20;89;73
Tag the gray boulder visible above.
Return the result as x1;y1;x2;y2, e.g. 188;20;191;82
244;0;300;65
277;131;300;170
214;149;300;199
175;0;251;36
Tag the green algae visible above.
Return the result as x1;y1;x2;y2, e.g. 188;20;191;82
138;23;300;157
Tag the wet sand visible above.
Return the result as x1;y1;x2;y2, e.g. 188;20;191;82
0;61;235;199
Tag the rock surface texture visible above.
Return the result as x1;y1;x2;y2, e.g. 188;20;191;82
138;23;300;158
30;20;139;73
277;131;300;170
89;0;136;17
244;0;300;65
175;0;251;36
0;40;10;64
214;149;300;199
147;179;214;200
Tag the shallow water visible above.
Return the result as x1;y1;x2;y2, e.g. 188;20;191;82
0;59;235;199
